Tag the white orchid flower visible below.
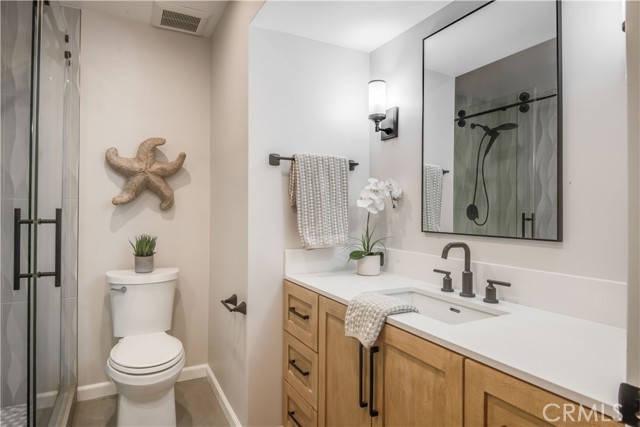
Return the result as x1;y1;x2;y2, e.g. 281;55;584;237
384;178;403;208
357;177;402;213
349;177;403;264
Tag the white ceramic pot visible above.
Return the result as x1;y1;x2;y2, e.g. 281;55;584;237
357;254;382;276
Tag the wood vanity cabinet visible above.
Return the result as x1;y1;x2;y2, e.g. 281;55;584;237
318;295;463;427
373;325;463;427
318;296;372;426
464;359;621;427
283;281;320;426
284;281;617;427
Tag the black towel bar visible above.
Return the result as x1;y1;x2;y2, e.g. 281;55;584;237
269;153;359;172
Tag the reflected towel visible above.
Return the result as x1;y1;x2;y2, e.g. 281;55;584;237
288;154;349;248
423;164;443;231
345;292;418;349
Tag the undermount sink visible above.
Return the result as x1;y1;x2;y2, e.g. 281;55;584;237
381;287;508;325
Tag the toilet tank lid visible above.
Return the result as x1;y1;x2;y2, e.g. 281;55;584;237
106;267;179;284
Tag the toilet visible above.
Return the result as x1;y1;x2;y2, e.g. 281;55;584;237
105;268;184;427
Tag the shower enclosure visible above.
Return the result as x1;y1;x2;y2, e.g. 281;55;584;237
1;1;79;426
453;90;558;239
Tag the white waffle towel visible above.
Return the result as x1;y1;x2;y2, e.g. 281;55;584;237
345;292;418;348
423;164;443;231
289;154;349;248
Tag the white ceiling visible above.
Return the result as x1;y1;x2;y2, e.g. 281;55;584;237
251;1;452;53
61;1;228;37
61;1;452;49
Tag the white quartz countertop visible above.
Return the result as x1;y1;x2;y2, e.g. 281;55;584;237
285;270;625;418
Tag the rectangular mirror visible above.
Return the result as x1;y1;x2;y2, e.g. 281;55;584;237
422;0;561;241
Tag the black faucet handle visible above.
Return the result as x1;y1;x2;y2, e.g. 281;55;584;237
487;279;511;287
483;279;511;304
433;269;453;292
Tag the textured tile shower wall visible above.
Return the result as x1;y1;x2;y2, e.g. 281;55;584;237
0;0;32;408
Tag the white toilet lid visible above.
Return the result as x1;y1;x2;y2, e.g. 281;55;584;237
110;332;183;370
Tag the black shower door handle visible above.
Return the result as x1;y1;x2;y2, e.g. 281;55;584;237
35;208;62;287
13;208;34;290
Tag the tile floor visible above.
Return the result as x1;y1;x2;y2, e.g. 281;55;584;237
0;403;26;427
72;379;228;427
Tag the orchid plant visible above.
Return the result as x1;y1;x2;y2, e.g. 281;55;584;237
348;178;402;264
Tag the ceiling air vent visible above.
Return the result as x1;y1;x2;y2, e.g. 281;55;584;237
151;1;211;37
160;10;201;33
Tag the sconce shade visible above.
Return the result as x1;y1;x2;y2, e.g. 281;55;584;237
368;80;387;118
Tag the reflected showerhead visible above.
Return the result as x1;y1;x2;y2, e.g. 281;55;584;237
471;122;519;157
494;123;518;131
471;122;518;135
470;123;492;134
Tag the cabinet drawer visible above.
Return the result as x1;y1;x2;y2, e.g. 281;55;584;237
284;332;318;410
284;281;318;351
284;381;318;427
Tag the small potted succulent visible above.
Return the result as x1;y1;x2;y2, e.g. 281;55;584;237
348;178;402;276
130;234;157;273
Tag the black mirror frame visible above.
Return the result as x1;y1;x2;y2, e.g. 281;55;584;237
420;0;563;242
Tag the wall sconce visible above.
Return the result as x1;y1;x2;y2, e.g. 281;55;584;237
368;79;398;141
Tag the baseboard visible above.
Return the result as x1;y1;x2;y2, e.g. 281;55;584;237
77;364;208;401
178;364;208;382
77;381;116;402
205;365;241;427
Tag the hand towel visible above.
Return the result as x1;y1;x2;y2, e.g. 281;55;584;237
423;164;443;232
345;292;418;348
289;154;349;248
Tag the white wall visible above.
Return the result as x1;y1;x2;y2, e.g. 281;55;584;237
247;27;369;425
78;9;211;388
209;2;262;424
370;1;627;283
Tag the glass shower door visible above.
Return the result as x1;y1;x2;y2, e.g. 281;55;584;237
1;1;77;426
0;1;33;426
32;3;66;424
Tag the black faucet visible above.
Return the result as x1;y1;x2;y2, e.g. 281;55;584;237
441;242;475;298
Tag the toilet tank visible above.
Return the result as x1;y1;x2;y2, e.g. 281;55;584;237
106;268;179;337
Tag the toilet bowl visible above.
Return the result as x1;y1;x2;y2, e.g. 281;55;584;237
106;333;185;426
105;268;183;427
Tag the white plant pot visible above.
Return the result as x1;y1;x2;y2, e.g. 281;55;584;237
357;255;381;276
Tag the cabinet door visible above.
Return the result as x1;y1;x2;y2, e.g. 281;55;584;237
318;296;371;427
465;359;621;427
373;325;463;427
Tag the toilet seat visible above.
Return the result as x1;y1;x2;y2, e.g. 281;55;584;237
109;332;184;375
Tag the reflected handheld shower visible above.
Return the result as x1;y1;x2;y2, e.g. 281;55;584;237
466;122;518;226
483;123;518;157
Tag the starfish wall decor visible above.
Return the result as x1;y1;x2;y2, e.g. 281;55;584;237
105;138;186;210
